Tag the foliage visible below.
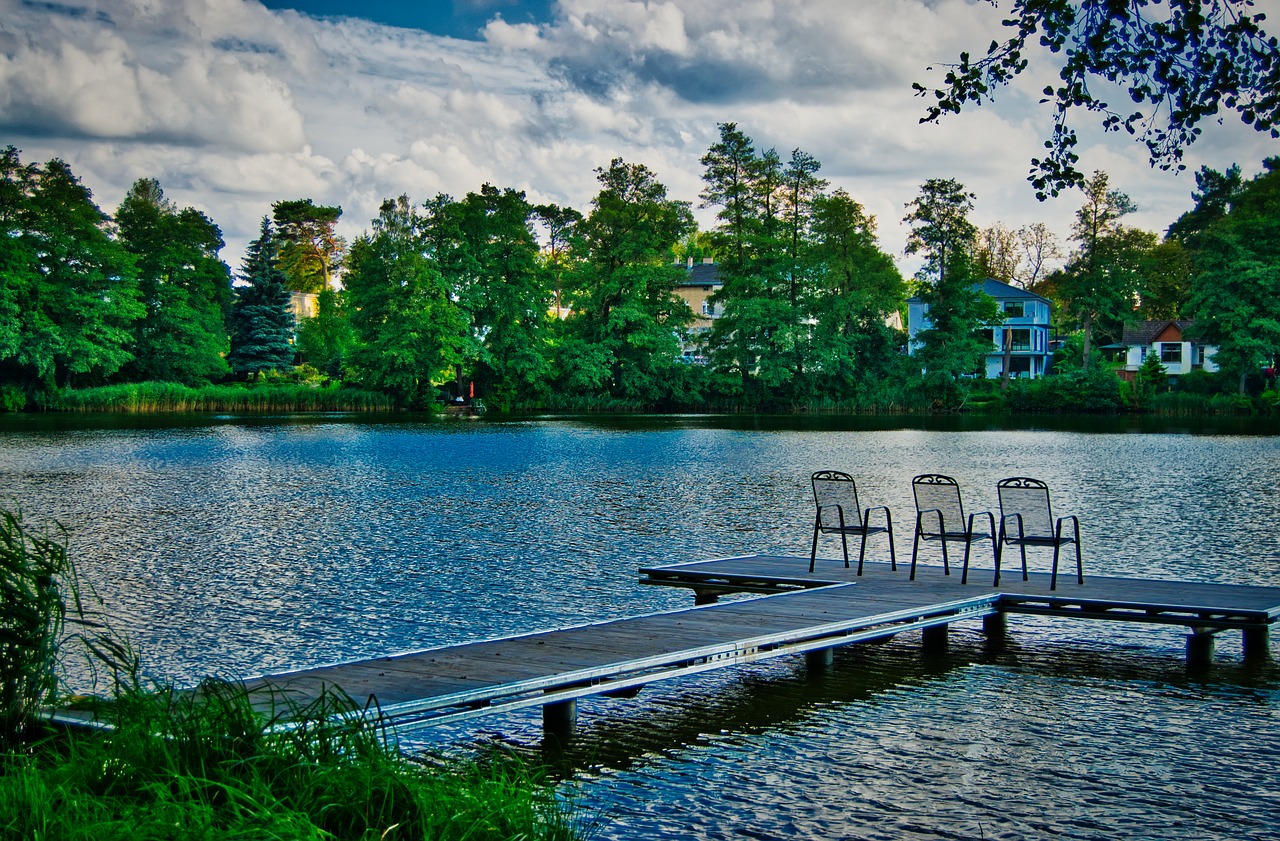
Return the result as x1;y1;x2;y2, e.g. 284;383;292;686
46;381;393;413
904;178;1000;405
294;287;354;378
1185;158;1280;393
344;197;466;408
566;158;694;405
227;218;296;379
0;148;142;392
272;199;345;294
0;509;77;749
914;1;1280;198
1004;365;1126;412
115;179;232;386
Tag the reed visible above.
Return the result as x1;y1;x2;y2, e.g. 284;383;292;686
48;382;395;413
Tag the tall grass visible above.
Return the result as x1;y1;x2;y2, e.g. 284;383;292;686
0;506;583;840
0;510;78;749
45;382;395;413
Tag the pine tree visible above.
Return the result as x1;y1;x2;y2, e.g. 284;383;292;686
227;218;295;378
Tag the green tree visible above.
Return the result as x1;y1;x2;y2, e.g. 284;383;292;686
806;189;906;395
1186;158;1280;392
1136;239;1192;319
446;185;553;410
343;197;466;407
0;152;141;391
116;178;232;385
295;286;354;378
1056;171;1148;368
904;178;998;403
916;1;1280;197
272;199;345;294
566;158;694;404
227;218;295;378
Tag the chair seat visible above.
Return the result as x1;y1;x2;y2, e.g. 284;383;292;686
919;530;991;541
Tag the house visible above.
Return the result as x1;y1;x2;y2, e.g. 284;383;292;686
673;258;721;363
1110;320;1218;381
907;278;1054;379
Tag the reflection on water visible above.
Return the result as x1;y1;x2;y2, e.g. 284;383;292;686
1;413;1278;840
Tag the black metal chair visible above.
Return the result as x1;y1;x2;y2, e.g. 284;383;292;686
995;476;1083;591
809;470;897;574
909;474;997;584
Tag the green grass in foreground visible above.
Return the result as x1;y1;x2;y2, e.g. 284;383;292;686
1;681;582;841
41;381;395;413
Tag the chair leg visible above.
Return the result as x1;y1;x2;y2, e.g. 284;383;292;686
940;538;950;576
961;540;972;585
885;515;897;571
1051;544;1060;591
857;531;868;576
994;529;1003;587
1019;543;1029;581
809;520;820;573
910;526;921;581
1075;540;1084;584
840;532;850;569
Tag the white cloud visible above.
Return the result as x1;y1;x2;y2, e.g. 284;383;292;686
1;0;1269;269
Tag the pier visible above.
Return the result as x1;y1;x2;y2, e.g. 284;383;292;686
218;555;1280;742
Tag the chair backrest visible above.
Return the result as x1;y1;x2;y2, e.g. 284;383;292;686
812;470;863;529
912;474;965;533
997;477;1055;538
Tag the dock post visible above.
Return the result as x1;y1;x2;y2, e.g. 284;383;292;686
1186;631;1215;670
542;698;577;747
922;624;949;654
806;647;834;674
694;590;718;606
982;612;1007;637
1243;627;1271;661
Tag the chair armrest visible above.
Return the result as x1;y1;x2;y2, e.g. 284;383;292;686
969;510;997;539
916;507;945;532
865;505;892;529
1055;514;1081;542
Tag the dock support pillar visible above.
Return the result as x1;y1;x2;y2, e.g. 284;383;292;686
1243;627;1271;662
806;647;834;674
982;612;1008;637
542;699;577;747
922;624;949;654
1186;632;1216;670
694;590;718;606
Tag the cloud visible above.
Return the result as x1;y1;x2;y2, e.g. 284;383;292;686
0;0;309;151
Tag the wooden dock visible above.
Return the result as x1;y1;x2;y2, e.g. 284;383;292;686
54;555;1280;741
226;554;1280;741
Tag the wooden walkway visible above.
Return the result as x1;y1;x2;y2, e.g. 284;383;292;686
228;554;1280;739
53;555;1280;740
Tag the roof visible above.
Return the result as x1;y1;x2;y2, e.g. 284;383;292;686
679;261;721;288
1120;320;1197;346
907;277;1049;305
978;278;1049;302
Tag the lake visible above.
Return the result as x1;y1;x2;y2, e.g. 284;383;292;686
2;412;1279;839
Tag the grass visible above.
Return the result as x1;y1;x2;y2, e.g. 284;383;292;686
0;507;584;840
42;381;395;413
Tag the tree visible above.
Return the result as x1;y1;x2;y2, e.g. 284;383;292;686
445;185;554;410
975;223;1023;283
1136;239;1192;319
227;218;295;378
1185;158;1280;392
904;178;998;402
915;1;1280;198
116;178;232;385
1055;171;1149;368
272;199;345;294
534;202;583;318
0;153;141;391
806;189;906;394
566;158;694;404
343;197;466;407
295;286;353;377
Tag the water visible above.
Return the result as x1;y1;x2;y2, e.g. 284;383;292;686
2;413;1279;839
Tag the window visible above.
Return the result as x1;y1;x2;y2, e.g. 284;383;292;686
1004;301;1025;318
1160;343;1183;364
1005;328;1031;352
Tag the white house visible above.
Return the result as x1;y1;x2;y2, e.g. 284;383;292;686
1111;320;1218;381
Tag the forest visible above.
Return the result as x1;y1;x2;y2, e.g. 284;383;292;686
2;125;1278;415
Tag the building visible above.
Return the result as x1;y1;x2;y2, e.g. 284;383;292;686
673;258;721;363
907;278;1054;380
1109;320;1218;381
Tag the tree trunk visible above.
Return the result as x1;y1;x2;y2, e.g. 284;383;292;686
1081;312;1093;371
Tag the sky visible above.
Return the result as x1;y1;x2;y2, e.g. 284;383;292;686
2;0;1278;276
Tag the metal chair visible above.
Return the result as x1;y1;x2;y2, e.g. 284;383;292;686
910;474;997;584
809;470;897;574
995;477;1083;591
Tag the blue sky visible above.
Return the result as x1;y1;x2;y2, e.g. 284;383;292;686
2;0;1276;271
259;0;555;39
